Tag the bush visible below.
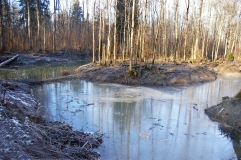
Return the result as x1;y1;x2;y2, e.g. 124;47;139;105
235;90;241;99
128;70;134;76
225;52;234;61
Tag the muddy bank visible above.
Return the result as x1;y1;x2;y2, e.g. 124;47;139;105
205;98;241;136
0;52;87;67
74;62;217;86
214;62;241;77
0;80;102;159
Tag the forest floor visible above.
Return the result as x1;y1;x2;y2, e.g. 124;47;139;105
1;52;241;158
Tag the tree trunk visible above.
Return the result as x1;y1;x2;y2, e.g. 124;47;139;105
129;0;136;72
193;0;203;60
113;0;117;61
53;0;57;53
107;0;111;62
92;1;96;63
98;10;102;63
0;0;4;51
36;0;41;51
174;0;179;61
183;0;189;61
27;0;32;50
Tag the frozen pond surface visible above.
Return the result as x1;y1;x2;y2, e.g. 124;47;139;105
34;77;241;160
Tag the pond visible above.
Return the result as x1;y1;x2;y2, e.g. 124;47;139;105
0;61;87;80
34;77;241;160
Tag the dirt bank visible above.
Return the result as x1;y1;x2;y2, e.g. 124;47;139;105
214;62;241;77
0;80;102;159
0;52;86;67
205;97;241;136
74;62;217;86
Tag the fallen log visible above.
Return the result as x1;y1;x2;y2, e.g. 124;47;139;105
0;54;19;67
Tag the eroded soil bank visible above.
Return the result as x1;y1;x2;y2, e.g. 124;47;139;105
0;80;102;159
74;62;217;86
205;98;241;136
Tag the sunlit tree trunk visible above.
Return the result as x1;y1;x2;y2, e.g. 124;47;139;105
129;0;136;72
113;0;117;61
193;0;203;60
98;10;102;63
174;0;179;61
92;0;96;63
102;11;106;65
122;0;127;61
27;0;32;50
107;0;111;62
141;0;147;62
53;0;57;53
183;0;190;61
36;0;41;51
0;0;4;51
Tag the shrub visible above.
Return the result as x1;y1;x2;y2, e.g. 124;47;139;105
225;52;234;61
61;70;71;76
128;70;134;76
235;90;241;99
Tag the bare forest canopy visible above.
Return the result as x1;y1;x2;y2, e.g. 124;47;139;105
1;0;241;66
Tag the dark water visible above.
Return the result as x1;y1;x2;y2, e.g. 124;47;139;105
34;77;241;160
0;61;86;80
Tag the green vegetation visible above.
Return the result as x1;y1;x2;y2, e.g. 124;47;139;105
234;90;241;99
128;70;134;76
225;52;234;61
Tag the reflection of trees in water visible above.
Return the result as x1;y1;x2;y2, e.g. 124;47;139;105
0;61;86;80
113;102;135;134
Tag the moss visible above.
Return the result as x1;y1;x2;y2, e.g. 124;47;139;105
225;52;234;61
128;70;134;76
235;91;241;99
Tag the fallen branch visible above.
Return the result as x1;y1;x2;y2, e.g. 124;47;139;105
0;54;19;67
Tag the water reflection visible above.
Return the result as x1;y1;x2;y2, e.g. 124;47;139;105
34;77;241;160
0;61;86;80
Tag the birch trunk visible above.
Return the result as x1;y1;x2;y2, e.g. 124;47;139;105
107;0;111;62
92;1;96;63
193;0;203;60
129;0;136;72
174;0;179;61
98;6;102;63
0;0;3;51
113;0;117;61
36;0;41;51
53;0;57;53
183;0;190;61
27;0;32;50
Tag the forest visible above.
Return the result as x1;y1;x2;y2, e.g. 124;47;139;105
0;0;241;69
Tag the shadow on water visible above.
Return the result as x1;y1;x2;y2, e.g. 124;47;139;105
0;61;87;80
34;77;241;160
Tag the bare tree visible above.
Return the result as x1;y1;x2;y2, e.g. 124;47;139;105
193;0;203;60
92;0;96;63
183;0;190;61
36;0;41;51
129;0;136;73
0;0;3;51
27;0;32;50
